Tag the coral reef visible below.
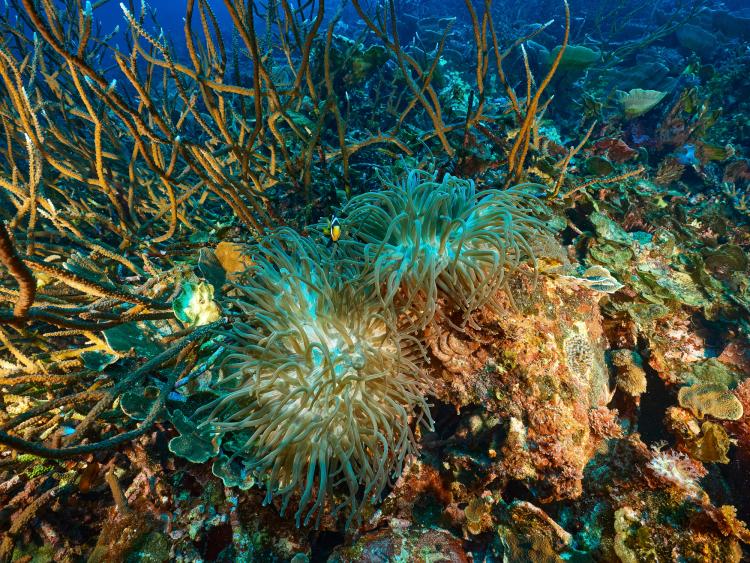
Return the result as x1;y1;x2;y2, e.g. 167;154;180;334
0;0;749;560
426;271;615;502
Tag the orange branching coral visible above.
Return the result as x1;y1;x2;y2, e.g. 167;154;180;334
0;222;36;326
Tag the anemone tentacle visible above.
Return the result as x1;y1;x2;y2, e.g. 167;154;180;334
338;169;551;330
200;227;432;527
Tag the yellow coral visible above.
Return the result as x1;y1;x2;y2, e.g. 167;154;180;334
213;242;253;281
464;498;493;535
678;383;744;420
611;350;647;397
613;507;641;563
686;421;732;464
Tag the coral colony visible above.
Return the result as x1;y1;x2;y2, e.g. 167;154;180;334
1;0;750;561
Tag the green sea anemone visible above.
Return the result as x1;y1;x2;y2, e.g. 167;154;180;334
338;169;550;329
200;228;432;527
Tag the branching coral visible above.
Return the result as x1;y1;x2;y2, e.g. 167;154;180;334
200;228;432;527
338;169;550;330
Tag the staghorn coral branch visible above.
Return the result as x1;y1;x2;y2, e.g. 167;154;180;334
22;259;165;308
463;0;487;113
0;308;173;331
388;0;453;156
548;120;597;198
0;390;109;433
0;400;160;459
0;481;76;561
565;166;646;199
20;0;170;151
322;10;354;196
0;322;219;458
351;0;454;156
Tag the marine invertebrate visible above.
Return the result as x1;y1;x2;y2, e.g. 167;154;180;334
611;349;647;397
647;447;707;496
0;222;36;327
685;421;732;464
173;281;222;327
548;44;600;71
497;500;574;561
725;379;750;459
678;382;744;421
200;228;432;526
563;329;595;380
464;497;494;535
592;138;638;163
339;169;550;330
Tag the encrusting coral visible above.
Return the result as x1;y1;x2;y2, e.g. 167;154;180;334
199;228;433;527
337;168;551;330
426;270;615;502
678;382;744;420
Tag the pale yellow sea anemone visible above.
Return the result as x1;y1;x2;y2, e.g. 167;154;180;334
337;169;550;330
200;228;432;527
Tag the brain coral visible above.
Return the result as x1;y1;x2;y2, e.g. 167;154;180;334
200;228;432;527
338;168;550;330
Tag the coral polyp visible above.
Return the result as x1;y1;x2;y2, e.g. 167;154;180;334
339;169;550;329
201;229;432;527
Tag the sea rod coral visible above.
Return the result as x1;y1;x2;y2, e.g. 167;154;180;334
199;228;433;527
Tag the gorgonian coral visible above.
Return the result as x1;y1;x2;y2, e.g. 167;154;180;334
338;169;550;329
200;228;432;527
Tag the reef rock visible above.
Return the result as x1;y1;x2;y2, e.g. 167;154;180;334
329;523;468;563
675;24;718;59
426;269;616;502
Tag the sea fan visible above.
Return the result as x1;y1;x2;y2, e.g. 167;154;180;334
200;228;432;527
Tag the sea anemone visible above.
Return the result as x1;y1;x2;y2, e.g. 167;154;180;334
200;228;432;527
338;168;550;330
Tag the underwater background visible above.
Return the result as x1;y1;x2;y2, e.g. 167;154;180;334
1;0;750;561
